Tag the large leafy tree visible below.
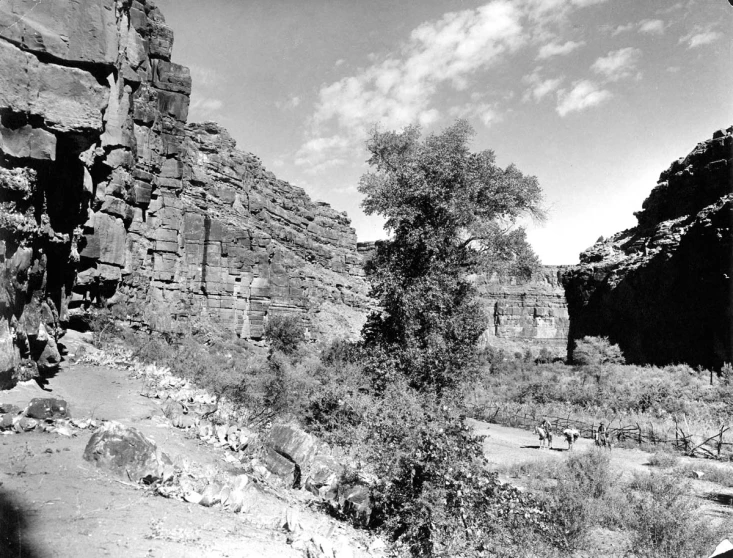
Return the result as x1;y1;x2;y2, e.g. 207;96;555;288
359;120;543;392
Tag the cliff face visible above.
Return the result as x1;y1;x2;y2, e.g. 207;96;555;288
474;266;570;348
0;0;368;387
360;239;569;348
563;128;733;369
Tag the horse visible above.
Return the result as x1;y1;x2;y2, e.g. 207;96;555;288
535;426;553;450
562;428;580;450
594;429;613;450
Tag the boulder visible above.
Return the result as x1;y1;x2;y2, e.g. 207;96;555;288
304;454;343;498
267;423;319;469
0;319;21;389
261;446;297;486
83;421;171;482
25;398;69;420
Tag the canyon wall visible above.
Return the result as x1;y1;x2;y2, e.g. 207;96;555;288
563;127;733;369
0;0;368;387
474;266;570;348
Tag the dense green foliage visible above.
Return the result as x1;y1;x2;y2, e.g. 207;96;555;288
359;121;543;393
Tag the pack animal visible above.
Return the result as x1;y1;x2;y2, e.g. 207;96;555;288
562;428;580;450
535;426;553;450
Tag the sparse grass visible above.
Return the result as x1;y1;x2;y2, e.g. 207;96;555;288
674;461;733;487
647;450;679;468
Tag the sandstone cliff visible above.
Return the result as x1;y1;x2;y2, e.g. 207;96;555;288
474;266;570;348
563;127;733;369
0;0;368;387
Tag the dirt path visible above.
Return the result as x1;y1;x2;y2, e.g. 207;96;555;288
468;418;733;520
0;349;368;558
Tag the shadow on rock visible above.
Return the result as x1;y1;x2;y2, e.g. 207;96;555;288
0;488;43;558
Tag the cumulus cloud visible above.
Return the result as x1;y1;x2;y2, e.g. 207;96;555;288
591;47;642;82
638;19;665;35
276;95;302;110
449;102;501;127
522;69;563;102
556;80;612;116
680;25;722;49
189;97;224;120
296;0;611;172
611;23;634;36
188;64;222;88
296;0;526;171
537;40;584;60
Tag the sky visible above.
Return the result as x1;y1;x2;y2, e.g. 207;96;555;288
156;0;732;265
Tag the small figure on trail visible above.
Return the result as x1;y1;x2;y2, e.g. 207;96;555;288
535;417;553;450
595;421;611;450
540;417;552;434
562;428;580;450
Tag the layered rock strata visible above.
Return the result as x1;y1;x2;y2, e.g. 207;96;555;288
0;0;368;386
359;239;569;347
474;266;570;347
563;128;733;369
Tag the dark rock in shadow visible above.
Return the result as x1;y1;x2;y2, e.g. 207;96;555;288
0;488;42;558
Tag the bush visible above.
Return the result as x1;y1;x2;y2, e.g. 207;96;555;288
542;449;614;549
264;314;306;355
573;336;625;368
647;451;678;468
625;472;720;558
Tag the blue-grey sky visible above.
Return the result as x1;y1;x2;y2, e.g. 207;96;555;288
157;0;732;264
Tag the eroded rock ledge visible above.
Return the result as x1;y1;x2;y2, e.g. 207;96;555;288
563;127;733;368
0;0;368;387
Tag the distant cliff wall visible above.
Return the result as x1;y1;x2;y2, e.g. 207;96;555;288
0;0;368;387
474;266;570;348
563;127;733;369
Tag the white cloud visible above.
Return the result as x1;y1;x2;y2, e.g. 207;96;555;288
591;47;642;82
537;40;584;60
297;0;527;171
680;25;722;49
188;64;222;88
276;95;302;110
296;0;611;172
294;134;353;174
556;80;612;116
611;23;634;36
638;19;665;35
449;102;501;127
522;69;563;102
188;97;224;120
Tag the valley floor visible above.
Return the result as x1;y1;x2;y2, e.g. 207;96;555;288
3;344;733;557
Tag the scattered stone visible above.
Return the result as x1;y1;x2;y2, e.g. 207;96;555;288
199;482;222;507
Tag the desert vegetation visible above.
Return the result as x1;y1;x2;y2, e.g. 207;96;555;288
83;121;733;558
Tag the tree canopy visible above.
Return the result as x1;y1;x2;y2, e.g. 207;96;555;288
359;120;544;392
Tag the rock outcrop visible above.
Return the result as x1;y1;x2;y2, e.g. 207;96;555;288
0;0;369;385
474;266;570;348
563;127;733;369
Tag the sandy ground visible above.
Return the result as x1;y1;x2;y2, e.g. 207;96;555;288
0;337;368;558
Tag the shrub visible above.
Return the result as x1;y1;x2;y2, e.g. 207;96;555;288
264;314;306;355
542;449;615;549
647;451;678;468
721;362;733;386
624;472;720;558
573;336;625;367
